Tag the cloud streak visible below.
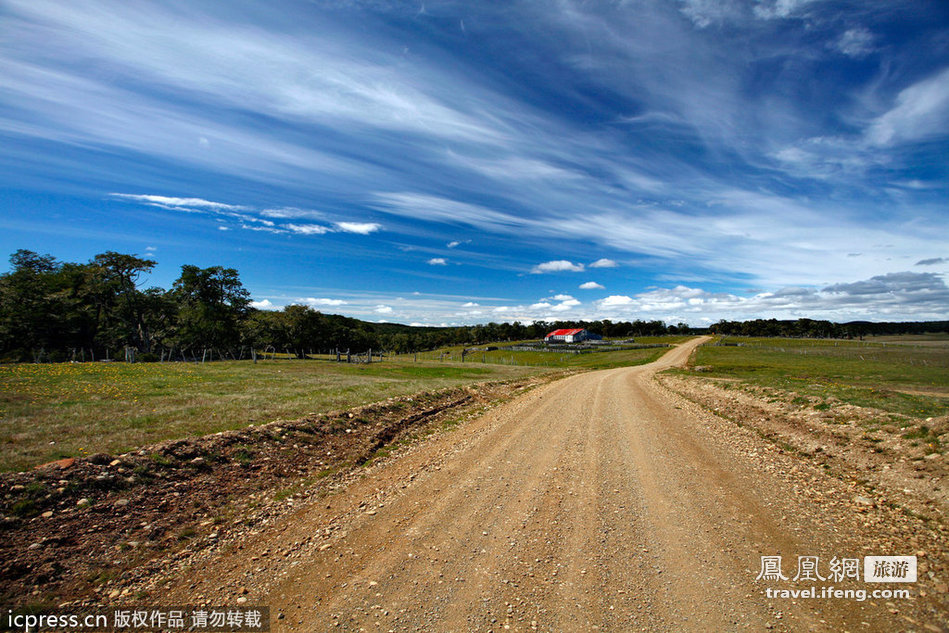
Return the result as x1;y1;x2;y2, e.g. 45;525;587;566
110;193;379;238
109;194;246;211
1;1;946;324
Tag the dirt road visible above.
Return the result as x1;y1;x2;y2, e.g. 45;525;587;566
163;338;945;631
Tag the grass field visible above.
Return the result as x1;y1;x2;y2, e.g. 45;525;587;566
398;336;689;369
0;338;690;472
0;358;544;472
870;333;949;346
688;337;949;419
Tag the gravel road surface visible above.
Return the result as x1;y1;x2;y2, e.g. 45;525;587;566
163;338;945;632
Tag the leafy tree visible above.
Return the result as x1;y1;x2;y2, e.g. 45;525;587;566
0;250;62;360
172;265;250;352
87;252;156;352
139;287;179;355
281;305;326;357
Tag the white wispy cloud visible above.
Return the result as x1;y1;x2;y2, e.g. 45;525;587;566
372;193;524;231
285;223;333;235
260;208;325;220
4;0;946;325
531;260;585;273
240;224;288;234
373;182;945;290
249;269;948;326
679;0;746;29
588;258;618;268
579;281;605;289
427;258;447;265
336;222;382;234
834;27;875;59
550;298;581;312
866;67;949;147
301;297;348;306
600;295;634;307
2;58;352;180
109;193;245;211
110;192;382;238
447;153;582;183
591;272;949;322
1;0;507;146
753;0;818;20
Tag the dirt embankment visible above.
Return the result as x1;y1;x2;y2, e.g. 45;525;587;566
659;372;949;522
658;372;949;625
0;374;560;606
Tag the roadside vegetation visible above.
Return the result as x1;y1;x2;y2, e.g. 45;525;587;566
400;336;690;369
686;336;949;419
0;358;542;471
0;336;692;471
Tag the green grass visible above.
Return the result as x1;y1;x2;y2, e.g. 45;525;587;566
397;336;687;369
0;358;542;471
870;333;949;345
688;337;949;418
1;338;691;472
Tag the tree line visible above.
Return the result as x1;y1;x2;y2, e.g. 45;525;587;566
1;250;945;362
0;250;693;362
708;318;949;339
0;250;251;362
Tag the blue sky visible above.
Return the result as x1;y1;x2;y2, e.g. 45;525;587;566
1;0;947;326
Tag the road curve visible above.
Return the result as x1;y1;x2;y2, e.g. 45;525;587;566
171;338;922;631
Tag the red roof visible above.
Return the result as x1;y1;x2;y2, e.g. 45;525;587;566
546;328;584;337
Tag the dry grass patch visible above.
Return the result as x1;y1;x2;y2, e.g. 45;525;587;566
0;359;542;471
